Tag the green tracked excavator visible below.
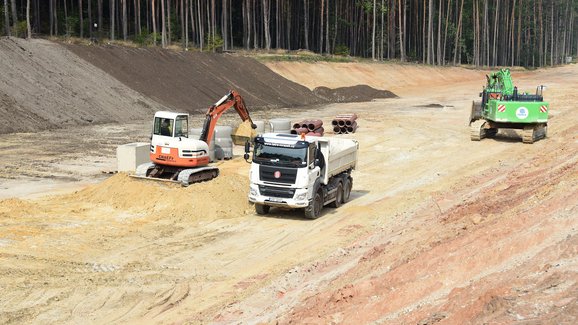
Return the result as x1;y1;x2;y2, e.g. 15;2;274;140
469;68;549;144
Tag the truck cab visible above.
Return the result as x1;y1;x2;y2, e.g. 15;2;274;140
248;133;358;219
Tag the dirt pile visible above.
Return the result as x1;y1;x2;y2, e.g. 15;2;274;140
0;39;398;134
65;44;326;113
70;172;252;220
0;38;164;134
313;85;397;102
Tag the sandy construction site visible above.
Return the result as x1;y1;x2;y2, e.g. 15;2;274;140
0;38;577;324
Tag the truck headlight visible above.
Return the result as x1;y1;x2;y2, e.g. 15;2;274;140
250;187;258;196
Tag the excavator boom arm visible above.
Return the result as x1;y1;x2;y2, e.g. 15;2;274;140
199;90;254;145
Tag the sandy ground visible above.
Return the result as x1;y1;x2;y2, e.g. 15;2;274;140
0;57;577;324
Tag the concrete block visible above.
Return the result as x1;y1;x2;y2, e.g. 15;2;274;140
117;142;150;172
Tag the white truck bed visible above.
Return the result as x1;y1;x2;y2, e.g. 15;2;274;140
315;137;358;185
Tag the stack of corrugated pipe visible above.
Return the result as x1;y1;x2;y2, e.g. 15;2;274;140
332;113;358;134
290;119;324;136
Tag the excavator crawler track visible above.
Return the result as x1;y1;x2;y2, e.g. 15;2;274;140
522;124;547;144
470;119;487;141
177;167;220;186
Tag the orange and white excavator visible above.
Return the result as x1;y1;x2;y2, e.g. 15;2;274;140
134;90;256;186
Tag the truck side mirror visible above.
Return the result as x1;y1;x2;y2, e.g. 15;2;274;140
244;141;251;162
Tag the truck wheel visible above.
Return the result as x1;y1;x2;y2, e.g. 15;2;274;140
329;183;343;208
305;190;323;219
342;178;352;203
255;204;270;215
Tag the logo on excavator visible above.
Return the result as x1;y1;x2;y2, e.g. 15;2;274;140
158;155;175;161
274;171;281;179
516;107;529;119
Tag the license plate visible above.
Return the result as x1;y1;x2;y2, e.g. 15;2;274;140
268;197;283;203
161;147;171;154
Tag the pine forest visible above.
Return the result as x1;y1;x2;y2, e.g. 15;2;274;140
1;0;577;68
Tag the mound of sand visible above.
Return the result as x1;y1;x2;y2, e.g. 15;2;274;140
313;85;397;103
0;38;164;134
69;173;252;220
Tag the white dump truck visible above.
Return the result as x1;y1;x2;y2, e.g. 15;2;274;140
246;133;358;219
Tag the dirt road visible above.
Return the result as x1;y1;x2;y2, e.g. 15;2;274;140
0;62;577;324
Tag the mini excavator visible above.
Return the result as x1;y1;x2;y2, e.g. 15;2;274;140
133;90;256;186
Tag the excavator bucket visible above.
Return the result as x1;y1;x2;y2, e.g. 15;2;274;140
232;120;258;145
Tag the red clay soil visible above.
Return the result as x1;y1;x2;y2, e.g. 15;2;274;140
64;43;326;113
279;126;578;324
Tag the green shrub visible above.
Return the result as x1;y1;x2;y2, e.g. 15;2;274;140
205;33;224;52
334;44;350;56
134;28;160;46
14;20;27;38
65;16;79;37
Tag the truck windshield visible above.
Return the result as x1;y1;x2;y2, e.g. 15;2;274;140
253;143;307;166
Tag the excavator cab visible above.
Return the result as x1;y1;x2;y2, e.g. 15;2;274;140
153;114;188;138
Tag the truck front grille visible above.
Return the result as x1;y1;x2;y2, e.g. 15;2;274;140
259;185;295;199
259;165;297;184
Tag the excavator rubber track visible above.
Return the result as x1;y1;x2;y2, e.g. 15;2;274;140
131;163;220;186
176;167;219;186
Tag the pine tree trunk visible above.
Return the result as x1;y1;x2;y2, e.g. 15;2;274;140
98;0;102;39
111;0;116;40
263;0;270;50
326;0;329;53
321;0;325;54
161;0;166;47
550;1;553;65
4;0;10;36
436;0;442;65
10;0;16;31
167;0;172;45
452;0;464;65
185;0;188;48
122;0;127;40
427;0;433;64
304;0;309;50
372;0;376;60
492;0;499;66
509;0;516;66
87;0;93;39
443;0;451;65
26;0;31;38
399;0;405;62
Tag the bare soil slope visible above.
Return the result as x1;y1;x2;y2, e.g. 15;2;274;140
65;44;326;113
0;38;164;134
265;61;489;96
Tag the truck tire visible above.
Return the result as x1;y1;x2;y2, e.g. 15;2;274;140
342;178;352;203
304;190;323;219
329;183;343;208
255;204;270;215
